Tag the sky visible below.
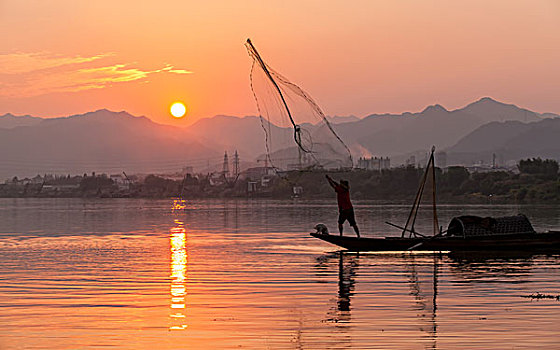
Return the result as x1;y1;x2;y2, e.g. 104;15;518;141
1;0;559;125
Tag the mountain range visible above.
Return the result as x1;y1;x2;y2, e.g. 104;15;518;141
447;118;560;165
0;110;220;178
0;97;558;179
334;97;546;158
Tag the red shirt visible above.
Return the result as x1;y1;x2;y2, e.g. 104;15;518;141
334;184;353;210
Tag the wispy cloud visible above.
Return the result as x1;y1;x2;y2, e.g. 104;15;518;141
0;52;113;75
160;66;192;75
0;52;193;98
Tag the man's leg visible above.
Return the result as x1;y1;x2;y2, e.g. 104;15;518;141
347;209;359;238
338;211;346;236
352;224;360;238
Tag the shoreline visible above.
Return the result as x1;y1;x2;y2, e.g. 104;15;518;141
0;193;557;205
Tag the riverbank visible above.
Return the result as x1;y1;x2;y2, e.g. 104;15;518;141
1;165;558;204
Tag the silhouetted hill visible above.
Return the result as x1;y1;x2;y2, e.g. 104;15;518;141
0;113;42;129
185;115;289;159
338;104;484;157
178;97;558;168
447;120;529;153
180;97;556;164
2;98;558;179
326;115;360;124
446;118;560;165
332;97;557;160
458;97;542;123
0;109;219;179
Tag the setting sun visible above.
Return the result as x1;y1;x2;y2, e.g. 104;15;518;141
170;102;187;118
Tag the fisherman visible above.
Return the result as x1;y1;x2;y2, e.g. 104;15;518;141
325;174;360;238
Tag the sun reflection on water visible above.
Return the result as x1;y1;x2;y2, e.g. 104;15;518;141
169;218;187;331
172;199;187;211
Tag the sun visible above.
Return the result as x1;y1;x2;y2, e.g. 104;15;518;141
170;102;187;118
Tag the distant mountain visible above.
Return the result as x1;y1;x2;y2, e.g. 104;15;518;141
0;109;220;179
0;113;42;129
185;115;355;163
447;120;530;154
337;104;484;157
180;97;557;165
458;97;542;123
446;118;560;165
326;115;360;124
1;97;558;179
185;115;286;160
331;97;557;160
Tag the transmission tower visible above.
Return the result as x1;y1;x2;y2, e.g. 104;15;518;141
233;150;240;177
222;151;230;177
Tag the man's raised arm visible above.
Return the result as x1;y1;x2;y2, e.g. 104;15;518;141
325;174;337;189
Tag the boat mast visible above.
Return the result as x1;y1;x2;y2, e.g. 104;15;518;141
431;147;439;236
401;146;439;238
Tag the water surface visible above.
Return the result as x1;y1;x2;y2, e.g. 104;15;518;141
0;198;559;349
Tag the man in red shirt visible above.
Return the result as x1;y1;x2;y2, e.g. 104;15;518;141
326;175;360;238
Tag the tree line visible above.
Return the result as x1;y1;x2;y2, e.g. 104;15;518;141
1;158;558;203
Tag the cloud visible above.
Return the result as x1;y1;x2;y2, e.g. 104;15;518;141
159;65;192;75
0;52;193;98
0;52;112;75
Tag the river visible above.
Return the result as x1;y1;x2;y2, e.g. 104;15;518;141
0;198;559;349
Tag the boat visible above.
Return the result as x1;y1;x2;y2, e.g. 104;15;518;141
311;147;560;252
311;229;560;252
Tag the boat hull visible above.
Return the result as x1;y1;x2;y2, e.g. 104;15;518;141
310;231;560;252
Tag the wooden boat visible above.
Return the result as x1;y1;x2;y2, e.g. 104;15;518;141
312;147;560;252
310;230;560;252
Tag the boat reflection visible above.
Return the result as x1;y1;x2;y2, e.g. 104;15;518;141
318;252;441;348
336;253;358;317
315;252;358;348
447;251;536;282
404;253;439;349
169;218;187;330
318;252;359;323
318;251;560;349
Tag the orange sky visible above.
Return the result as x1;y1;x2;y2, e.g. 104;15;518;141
1;0;559;125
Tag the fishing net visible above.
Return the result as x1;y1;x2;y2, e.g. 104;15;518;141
245;39;353;172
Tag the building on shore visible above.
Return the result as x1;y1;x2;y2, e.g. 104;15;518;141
109;174;130;191
405;155;416;167
244;166;277;194
357;156;391;170
244;166;276;181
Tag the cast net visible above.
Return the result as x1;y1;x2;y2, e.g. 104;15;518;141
245;39;353;172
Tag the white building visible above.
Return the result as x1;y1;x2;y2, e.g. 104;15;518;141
357;156;391;170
